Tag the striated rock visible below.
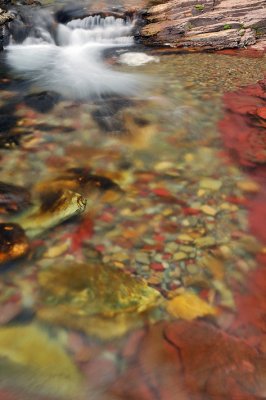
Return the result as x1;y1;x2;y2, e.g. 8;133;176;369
0;223;29;265
140;0;266;50
37;262;162;339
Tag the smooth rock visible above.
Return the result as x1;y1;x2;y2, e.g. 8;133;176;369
199;178;222;191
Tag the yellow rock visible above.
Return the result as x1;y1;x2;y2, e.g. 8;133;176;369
37;262;162;339
220;202;238;212
43;240;70;258
173;251;188;261
154;161;174;171
237;180;260;193
184;153;194;163
0;324;84;399
197;189;206;197
201;255;225;280
195;236;216;248
166;292;217;321
199;178;222;191
16;189;87;238
201;205;218;216
177;233;194;243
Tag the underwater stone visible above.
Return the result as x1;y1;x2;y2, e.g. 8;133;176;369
37;262;162;339
0;223;30;265
17;189;87;238
0;181;31;214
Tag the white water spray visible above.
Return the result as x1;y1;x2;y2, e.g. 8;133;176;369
6;14;140;99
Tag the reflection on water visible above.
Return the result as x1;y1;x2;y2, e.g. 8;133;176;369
0;4;266;399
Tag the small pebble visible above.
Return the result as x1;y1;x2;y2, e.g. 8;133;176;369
187;264;199;274
135;252;150;264
173;252;188;261
199;178;222;191
201;205;218;216
195;236;216;248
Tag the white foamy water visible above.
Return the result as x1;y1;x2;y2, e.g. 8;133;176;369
119;52;160;66
6;14;140;99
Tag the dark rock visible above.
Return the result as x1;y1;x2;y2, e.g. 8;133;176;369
0;181;31;214
24;91;60;113
0;223;30;265
0;133;22;149
55;3;87;24
92;96;135;134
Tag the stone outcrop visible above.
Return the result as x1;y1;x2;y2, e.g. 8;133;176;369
139;0;266;50
0;8;13;26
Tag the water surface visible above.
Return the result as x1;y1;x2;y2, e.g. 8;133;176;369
0;5;266;399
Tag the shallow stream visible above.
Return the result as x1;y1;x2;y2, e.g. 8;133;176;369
0;3;266;399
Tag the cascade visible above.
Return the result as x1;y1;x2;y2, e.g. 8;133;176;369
6;13;140;99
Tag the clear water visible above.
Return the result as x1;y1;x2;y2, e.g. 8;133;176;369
0;3;266;399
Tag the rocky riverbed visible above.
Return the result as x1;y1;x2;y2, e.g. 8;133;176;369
0;1;266;399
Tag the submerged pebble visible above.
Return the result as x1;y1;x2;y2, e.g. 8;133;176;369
0;181;31;214
0;223;29;265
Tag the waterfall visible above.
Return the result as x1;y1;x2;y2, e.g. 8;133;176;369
6;13;140;100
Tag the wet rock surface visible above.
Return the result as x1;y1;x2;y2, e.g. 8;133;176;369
16;189;87;238
0;222;29;265
140;0;266;50
0;181;31;214
220;77;266;167
37;262;162;339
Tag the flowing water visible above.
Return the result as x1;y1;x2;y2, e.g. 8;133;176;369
6;13;140;98
0;3;266;399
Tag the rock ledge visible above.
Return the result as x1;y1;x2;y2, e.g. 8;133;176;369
140;0;266;50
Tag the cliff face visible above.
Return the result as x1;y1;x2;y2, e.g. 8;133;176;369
140;0;266;50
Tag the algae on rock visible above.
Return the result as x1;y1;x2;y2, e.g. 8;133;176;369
37;262;162;339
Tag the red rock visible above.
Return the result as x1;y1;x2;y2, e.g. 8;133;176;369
152;187;172;197
109;320;266;400
249;194;266;244
0;300;22;325
183;207;201;215
100;212;114;223
257;107;266;120
219;77;266;167
150;262;165;271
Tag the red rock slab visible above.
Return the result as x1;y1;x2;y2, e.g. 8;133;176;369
109;320;266;400
219;77;266;168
